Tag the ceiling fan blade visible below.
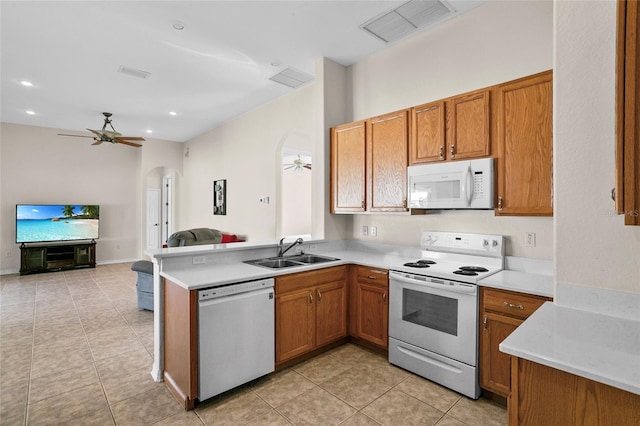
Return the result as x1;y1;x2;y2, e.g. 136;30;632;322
116;136;145;141
87;128;103;137
116;139;143;148
91;140;103;145
58;133;94;139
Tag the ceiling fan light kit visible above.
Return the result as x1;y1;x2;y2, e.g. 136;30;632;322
57;112;145;148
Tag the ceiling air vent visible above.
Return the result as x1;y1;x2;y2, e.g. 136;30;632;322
269;67;314;88
118;66;151;80
361;0;456;43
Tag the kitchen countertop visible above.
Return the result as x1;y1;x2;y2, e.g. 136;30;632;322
500;302;640;395
478;270;554;298
159;249;413;290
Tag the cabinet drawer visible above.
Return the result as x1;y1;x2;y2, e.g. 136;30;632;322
355;266;388;286
482;287;549;319
276;265;347;295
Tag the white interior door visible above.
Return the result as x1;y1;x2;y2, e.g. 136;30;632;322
146;189;161;250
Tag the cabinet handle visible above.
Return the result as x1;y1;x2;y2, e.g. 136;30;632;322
367;275;377;280
317;289;322;302
483;315;488;331
450;144;455;159
309;291;313;304
382;292;387;302
439;146;444;159
504;301;524;310
497;196;503;211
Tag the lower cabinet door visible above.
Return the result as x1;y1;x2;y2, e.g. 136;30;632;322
356;282;388;349
315;281;347;347
275;289;315;363
480;311;522;396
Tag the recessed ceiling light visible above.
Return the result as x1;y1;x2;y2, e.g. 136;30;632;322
146;129;153;134
25;110;36;115
172;21;185;31
20;80;33;87
169;111;177;116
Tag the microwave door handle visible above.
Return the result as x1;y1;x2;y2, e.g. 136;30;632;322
463;166;473;206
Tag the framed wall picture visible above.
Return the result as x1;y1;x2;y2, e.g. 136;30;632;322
213;179;226;215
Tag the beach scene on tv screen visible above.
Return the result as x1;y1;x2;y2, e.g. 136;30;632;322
16;205;99;243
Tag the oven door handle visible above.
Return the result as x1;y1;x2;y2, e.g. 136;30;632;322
390;272;476;294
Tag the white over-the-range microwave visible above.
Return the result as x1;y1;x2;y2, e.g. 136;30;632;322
408;158;494;210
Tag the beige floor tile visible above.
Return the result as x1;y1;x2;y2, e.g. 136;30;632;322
447;396;507;426
0;342;32;384
244;407;294;425
110;386;185;425
395;375;462;412
320;366;395;410
276;386;357;425
361;389;445;426
294;352;351;383
33;321;85;345
100;366;164;404
339;412;382;426
196;388;277;425
26;382;113;426
30;340;94;379
29;362;100;403
434;415;470;426
86;326;146;361
0;378;28;424
152;410;205;425
253;370;316;408
0;321;34;344
359;354;410;387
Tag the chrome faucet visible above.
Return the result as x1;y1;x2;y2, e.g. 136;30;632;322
277;237;304;257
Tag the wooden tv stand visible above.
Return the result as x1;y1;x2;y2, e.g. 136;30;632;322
20;241;96;275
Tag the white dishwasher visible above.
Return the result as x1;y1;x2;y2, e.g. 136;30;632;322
198;277;275;401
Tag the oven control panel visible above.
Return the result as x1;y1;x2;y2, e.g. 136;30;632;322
421;231;504;256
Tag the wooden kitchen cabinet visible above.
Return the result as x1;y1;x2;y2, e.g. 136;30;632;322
330;120;366;213
331;111;410;213
410;89;490;165
163;279;198;410
349;266;389;350
479;287;551;398
275;266;347;366
509;357;640;426
616;0;640;225
495;70;553;216
367;109;410;212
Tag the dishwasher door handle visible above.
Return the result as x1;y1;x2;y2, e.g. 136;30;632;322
199;287;274;307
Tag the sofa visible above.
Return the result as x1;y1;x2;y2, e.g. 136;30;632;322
131;228;244;310
166;228;243;247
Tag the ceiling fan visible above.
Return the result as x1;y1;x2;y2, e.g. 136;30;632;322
58;112;145;147
283;155;312;172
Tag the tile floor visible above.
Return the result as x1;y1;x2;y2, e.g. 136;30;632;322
0;263;506;425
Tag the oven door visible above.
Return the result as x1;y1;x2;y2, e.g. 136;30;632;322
388;271;478;366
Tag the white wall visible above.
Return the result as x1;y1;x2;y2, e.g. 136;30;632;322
0;123;140;272
0;123;184;273
554;0;640;294
179;70;323;242
346;0;554;258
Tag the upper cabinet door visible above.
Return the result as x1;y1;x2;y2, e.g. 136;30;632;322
616;0;640;225
411;101;446;164
330;121;366;213
496;71;553;216
367;110;409;212
448;89;491;161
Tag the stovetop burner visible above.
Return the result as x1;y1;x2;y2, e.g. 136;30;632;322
459;266;489;272
453;270;479;276
403;259;437;268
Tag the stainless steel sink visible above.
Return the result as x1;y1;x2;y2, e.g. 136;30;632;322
244;254;340;269
287;254;340;264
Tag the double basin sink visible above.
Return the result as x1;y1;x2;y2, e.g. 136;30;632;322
244;254;340;269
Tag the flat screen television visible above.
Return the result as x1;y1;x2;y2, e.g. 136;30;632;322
16;204;100;244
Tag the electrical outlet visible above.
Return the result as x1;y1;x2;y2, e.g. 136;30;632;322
525;232;536;247
370;226;377;237
193;255;207;264
259;196;270;204
362;225;368;236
